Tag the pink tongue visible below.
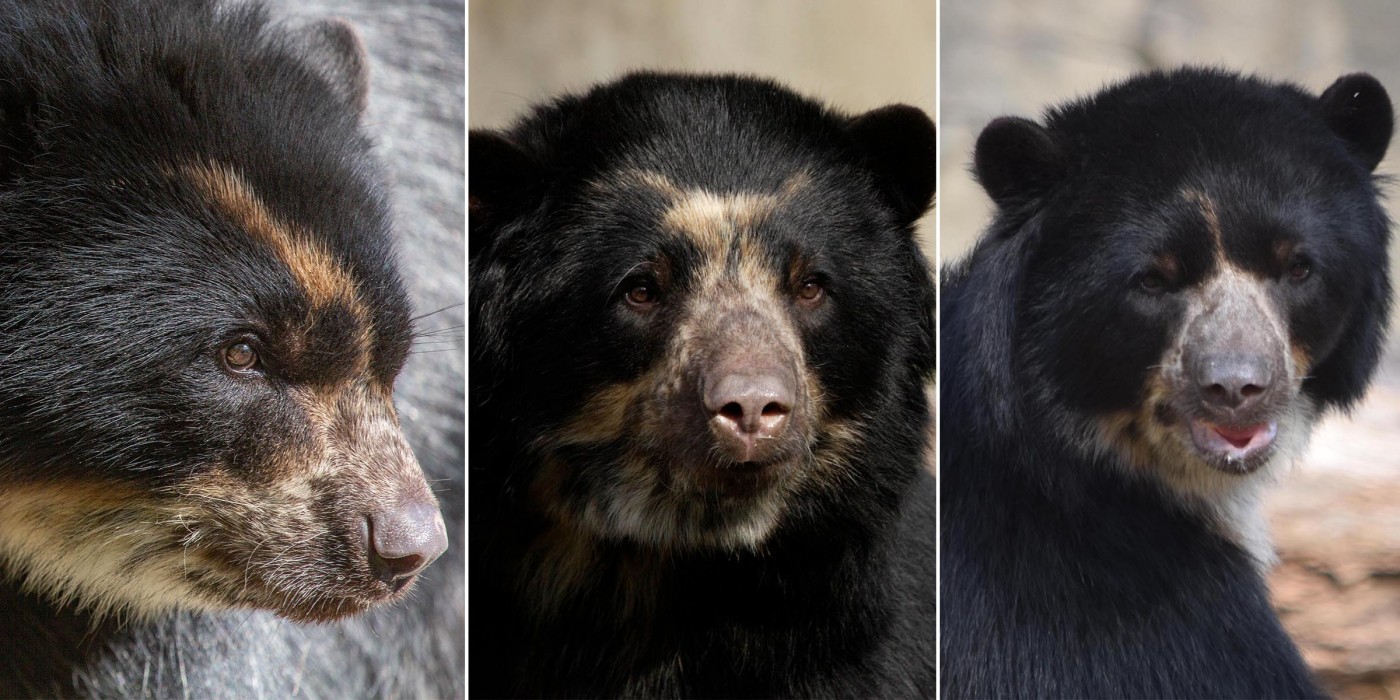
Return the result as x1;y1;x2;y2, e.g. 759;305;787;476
1214;425;1264;449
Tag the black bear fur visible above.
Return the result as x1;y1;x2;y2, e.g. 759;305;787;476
941;67;1393;699
0;1;464;696
470;72;937;697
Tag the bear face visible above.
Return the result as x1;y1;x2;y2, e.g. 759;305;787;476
940;67;1390;700
0;1;446;623
471;72;937;696
472;73;936;554
963;68;1391;508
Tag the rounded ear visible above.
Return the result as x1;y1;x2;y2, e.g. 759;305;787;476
973;116;1067;209
1318;73;1393;172
305;18;371;117
469;130;542;259
847;104;936;226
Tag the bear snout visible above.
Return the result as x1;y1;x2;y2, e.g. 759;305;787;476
365;500;448;585
703;365;797;464
1189;351;1278;416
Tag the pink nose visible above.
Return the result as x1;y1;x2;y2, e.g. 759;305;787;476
366;500;448;583
704;371;794;463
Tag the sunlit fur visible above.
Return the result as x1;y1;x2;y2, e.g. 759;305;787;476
0;0;435;626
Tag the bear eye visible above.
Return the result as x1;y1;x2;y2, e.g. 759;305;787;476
796;277;825;305
221;340;261;375
1288;255;1312;282
624;283;660;310
1138;271;1169;293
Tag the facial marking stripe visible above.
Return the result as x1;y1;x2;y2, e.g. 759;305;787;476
1182;188;1225;261
183;161;366;315
0;481;227;619
1207;266;1298;382
598;169;810;262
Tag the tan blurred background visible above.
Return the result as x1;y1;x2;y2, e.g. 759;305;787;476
469;0;937;251
943;2;1400;697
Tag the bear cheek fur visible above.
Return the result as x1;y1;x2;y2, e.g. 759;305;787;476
1018;233;1178;427
171;381;432;620
530;264;817;551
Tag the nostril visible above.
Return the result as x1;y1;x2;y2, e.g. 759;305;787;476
719;402;745;421
366;502;448;584
1196;354;1274;410
761;401;789;417
370;548;425;583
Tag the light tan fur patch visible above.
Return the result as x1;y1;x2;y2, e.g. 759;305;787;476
0;481;229;619
182;161;368;319
1094;265;1319;569
1182;188;1225;261
0;381;430;621
528;172;859;556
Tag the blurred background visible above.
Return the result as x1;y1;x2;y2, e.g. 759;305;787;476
469;0;937;252
943;2;1400;696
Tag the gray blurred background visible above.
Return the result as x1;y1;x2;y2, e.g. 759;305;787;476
943;2;1400;697
469;0;937;252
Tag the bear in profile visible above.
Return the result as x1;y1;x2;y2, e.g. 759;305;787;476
470;72;937;697
941;67;1392;698
0;0;460;696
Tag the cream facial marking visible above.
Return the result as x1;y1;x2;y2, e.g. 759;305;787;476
528;169;863;554
183;161;372;330
1182;187;1225;260
1092;189;1321;568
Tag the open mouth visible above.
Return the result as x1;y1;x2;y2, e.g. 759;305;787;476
1187;419;1278;472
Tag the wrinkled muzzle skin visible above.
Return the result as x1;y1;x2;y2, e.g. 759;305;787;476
1168;268;1307;472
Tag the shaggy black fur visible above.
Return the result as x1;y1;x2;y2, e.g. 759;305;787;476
0;0;464;696
941;67;1392;698
470;73;937;697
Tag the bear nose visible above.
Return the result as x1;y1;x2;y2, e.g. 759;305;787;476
1195;353;1274;412
366;501;448;583
704;371;794;462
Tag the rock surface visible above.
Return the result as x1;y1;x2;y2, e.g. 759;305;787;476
1269;360;1400;699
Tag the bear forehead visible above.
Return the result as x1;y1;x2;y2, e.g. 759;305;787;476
574;167;876;251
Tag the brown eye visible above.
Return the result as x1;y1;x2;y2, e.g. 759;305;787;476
625;283;659;309
222;341;259;373
796;277;825;305
1288;256;1311;282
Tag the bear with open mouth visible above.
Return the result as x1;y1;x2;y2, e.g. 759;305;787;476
940;67;1392;698
470;72;938;697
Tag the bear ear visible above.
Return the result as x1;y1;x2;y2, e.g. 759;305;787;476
1318;73;1393;172
847;104;936;227
469;130;542;259
304;18;371;118
973;116;1067;208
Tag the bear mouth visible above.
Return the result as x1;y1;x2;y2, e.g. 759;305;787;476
1186;418;1278;473
691;456;794;497
259;575;419;623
